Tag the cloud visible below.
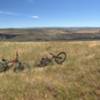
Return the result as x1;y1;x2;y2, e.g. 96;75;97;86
0;10;18;16
32;16;39;19
0;10;40;20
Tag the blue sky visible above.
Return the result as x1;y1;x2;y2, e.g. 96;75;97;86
0;0;100;28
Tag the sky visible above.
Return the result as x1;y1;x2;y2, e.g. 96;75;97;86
0;0;100;28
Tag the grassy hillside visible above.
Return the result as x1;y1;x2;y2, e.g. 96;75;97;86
0;41;99;100
0;28;100;41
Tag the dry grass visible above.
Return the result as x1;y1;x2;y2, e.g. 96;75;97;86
0;41;100;100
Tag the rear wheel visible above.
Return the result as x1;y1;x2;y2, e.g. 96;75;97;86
38;57;52;67
13;62;24;72
55;52;66;64
0;62;8;72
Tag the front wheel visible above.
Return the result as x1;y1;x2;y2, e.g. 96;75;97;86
55;52;66;64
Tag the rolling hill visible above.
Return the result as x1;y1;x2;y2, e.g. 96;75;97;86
0;28;100;41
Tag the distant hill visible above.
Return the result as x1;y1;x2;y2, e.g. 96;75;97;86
0;28;100;41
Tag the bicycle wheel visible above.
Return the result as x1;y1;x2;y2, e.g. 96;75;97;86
0;62;8;72
13;62;24;72
55;52;66;64
38;57;52;67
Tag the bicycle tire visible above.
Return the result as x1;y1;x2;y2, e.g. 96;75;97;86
13;62;24;72
55;52;66;64
0;62;8;72
38;57;52;67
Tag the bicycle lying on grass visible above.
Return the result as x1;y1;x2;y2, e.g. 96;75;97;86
37;52;66;67
0;51;66;72
0;52;30;73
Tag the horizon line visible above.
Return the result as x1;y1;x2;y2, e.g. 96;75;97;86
0;26;100;29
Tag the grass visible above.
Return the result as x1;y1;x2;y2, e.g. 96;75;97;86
0;41;100;100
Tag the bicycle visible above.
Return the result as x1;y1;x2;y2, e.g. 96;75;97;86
37;52;66;67
0;52;30;73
